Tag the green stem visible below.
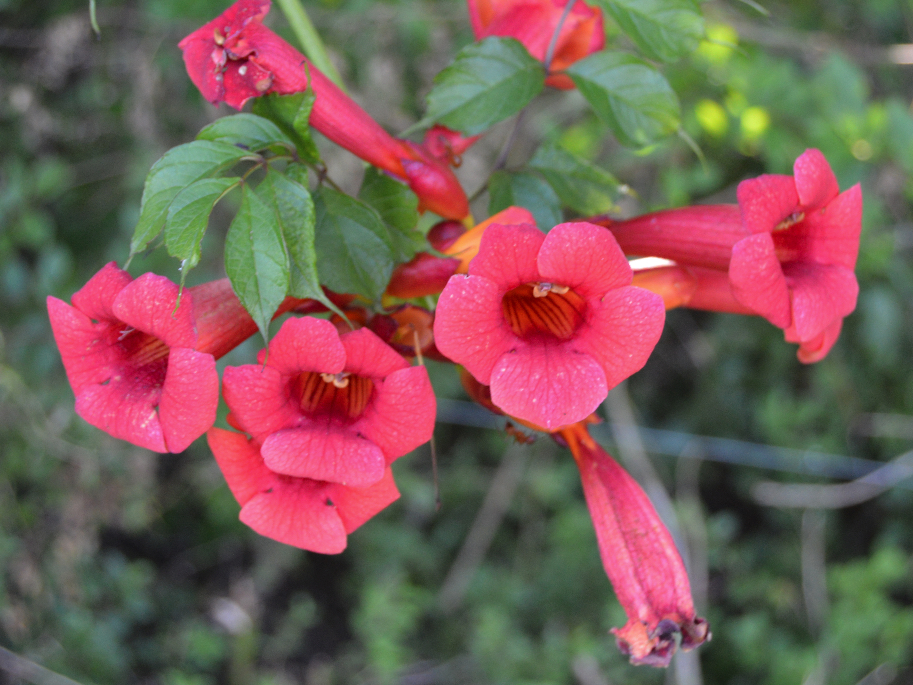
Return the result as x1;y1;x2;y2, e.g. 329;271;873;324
274;0;347;92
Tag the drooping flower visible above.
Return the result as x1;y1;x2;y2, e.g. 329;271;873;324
557;421;710;666
208;428;399;553
597;149;862;363
47;263;219;453
467;0;605;89
179;0;469;219
221;316;436;487
434;221;665;430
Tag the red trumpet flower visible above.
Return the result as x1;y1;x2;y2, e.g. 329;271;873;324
179;0;469;219
434;220;664;430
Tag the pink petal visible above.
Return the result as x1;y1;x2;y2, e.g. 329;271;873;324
729;233;792;328
240;477;349;554
222;364;301;440
573;286;665;390
158;347;218;452
793;148;840;209
537;222;632;299
260;426;386;486
113;273;197;349
783;262;858;342
266;316;347;376
786;184;862;269
70;262;132;323
434;274;516;384
793;319;843;364
329;467;400;534
468;222;544;288
489;343;607;430
482;3;554;59
74;371;167;452
355;366;436;463
207;428;274;506
47;296;116;394
340;328;409;379
737;173;799;235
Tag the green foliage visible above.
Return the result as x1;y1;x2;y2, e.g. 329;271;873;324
567;52;681;148
488;170;563;230
596;0;704;63
527;142;620;215
251;91;323;164
225;185;291;342
358;167;424;262
423;37;545;135
313;187;395;301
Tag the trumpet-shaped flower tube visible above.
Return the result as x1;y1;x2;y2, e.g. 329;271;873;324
209;428;399;553
558;421;710;666
434;221;665;430
221;316;435;487
47;263;219;453
599;149;862;363
468;0;605;89
179;0;469;219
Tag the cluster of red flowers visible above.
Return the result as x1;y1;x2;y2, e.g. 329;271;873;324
47;0;864;668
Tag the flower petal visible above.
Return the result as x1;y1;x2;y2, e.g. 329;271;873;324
537;222;632;299
329;467;400;534
729;233;792;328
74;371;167;452
574;286;665;390
793;318;843;364
434;274;516;384
340;328;409;379
783;184;862;270
69;262;132;323
266;316;347;376
489;343;607;430
47;296;115;394
222;364;300;440
260;427;387;486
793;148;840;209
467;222;544;288
207;428;274;506
113;273;197;349
783;262;858;343
158;347;218;452
356;366;436;463
240;476;349;554
737;173;799;235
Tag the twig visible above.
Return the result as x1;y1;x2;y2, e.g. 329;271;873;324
800;509;828;638
0;646;86;685
752;449;913;509
438;443;527;612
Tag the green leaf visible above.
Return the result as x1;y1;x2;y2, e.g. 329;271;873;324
423;37;545;136
164;177;238;280
131;140;249;256
252;91;322;164
488;171;563;231
256;166;336;312
224;185;290;342
595;0;703;63
528;143;620;215
313;188;394;301
358;167;423;262
567;52;681;148
196;113;295;153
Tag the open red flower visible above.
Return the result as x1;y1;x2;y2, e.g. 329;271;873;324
558;421;709;666
467;0;605;89
598;149;862;363
208;428;399;553
221;316;435;487
47;263;218;453
434;221;664;430
179;0;469;219
731;149;861;362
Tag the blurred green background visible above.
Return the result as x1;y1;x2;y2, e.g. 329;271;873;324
3;0;913;683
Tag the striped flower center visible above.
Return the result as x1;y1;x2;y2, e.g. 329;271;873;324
116;327;171;367
501;282;586;341
293;371;374;420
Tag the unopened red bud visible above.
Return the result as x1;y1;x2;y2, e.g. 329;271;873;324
427;220;468;252
386;252;460;299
